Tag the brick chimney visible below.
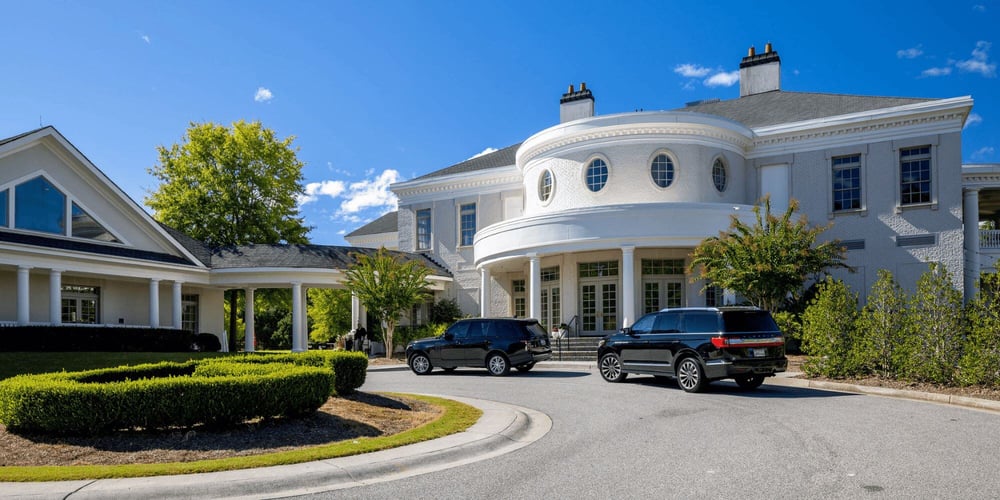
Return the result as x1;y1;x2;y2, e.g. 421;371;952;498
560;82;594;123
739;42;780;97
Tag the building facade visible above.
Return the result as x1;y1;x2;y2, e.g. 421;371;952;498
348;44;1000;336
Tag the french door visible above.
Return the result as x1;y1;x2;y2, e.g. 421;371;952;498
580;279;618;336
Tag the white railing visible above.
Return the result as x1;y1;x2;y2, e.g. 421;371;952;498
983;230;1000;249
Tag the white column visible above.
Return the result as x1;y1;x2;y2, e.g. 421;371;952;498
529;254;541;320
621;245;635;328
244;288;256;352
49;269;62;325
291;282;304;352
17;266;31;325
351;292;360;330
148;279;161;328
964;188;981;303
480;267;492;317
172;282;183;329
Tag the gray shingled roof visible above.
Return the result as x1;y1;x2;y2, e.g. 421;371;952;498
0;230;197;266
211;244;451;276
346;211;398;237
411;143;521;181
159;223;214;266
675;91;934;128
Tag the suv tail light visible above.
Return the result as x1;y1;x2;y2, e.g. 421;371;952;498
710;336;784;348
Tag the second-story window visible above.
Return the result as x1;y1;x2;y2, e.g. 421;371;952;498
585;158;608;192
460;203;476;246
416;208;431;250
539;170;553;202
900;145;931;206
650;153;675;188
832;154;861;211
712;158;727;192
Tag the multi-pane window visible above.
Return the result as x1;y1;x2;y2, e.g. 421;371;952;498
641;259;685;275
650;153;675;188
705;284;723;307
71;202;120;242
61;285;99;324
540;267;560;331
15;176;66;235
585;158;608;192
539;170;553;201
900;146;931;205
712;158;727;192
832;154;862;211
416;208;431;250
512;279;526;318
459;203;476;246
0;189;7;226
182;294;199;333
579;261;619;278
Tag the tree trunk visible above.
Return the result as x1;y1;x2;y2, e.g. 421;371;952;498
383;321;394;359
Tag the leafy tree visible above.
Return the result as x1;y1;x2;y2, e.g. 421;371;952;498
430;298;463;324
800;276;859;378
145;120;311;350
901;263;964;384
959;273;1000;386
854;269;907;377
308;288;352;344
688;196;849;311
343;248;432;358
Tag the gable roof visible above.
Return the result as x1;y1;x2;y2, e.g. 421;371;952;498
675;91;934;128
210;244;451;276
346;211;398;238
0;230;195;265
411;143;521;181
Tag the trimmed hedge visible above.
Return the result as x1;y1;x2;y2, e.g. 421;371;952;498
0;325;194;352
0;359;334;435
231;351;368;395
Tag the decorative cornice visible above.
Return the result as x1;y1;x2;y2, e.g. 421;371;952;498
393;169;522;201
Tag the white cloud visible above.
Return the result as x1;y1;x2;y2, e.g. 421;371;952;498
338;169;400;215
965;113;983;129
897;45;923;59
141;34;151;44
973;4;986;12
468;147;498;160
674;64;712;78
956;41;996;77
254;87;274;102
921;66;952;77
297;180;346;205
971;146;995;161
704;71;740;87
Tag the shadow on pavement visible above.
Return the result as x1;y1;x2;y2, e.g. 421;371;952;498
621;376;856;399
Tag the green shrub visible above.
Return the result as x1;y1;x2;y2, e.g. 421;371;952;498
899;263;964;384
229;350;367;395
800;276;859;378
430;298;462;324
0;360;333;435
771;311;801;354
853;269;907;377
958;273;1000;386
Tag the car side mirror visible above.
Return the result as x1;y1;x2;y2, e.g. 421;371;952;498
621;327;634;336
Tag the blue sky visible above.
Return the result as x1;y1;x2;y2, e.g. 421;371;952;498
1;0;997;245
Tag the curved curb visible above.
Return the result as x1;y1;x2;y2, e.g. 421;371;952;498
768;375;1000;413
0;396;552;500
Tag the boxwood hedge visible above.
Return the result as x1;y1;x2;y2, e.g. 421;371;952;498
0;359;335;435
229;351;368;395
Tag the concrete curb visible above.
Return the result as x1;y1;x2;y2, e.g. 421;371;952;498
768;373;1000;413
0;396;552;500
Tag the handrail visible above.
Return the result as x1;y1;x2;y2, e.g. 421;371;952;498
982;229;1000;249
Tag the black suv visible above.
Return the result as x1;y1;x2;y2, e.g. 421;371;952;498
406;318;553;376
597;307;787;392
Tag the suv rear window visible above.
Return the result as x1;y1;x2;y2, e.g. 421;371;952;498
525;322;548;339
722;311;779;333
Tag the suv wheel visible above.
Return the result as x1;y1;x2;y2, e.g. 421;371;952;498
676;357;706;393
409;354;433;375
516;362;535;372
734;374;765;389
486;353;510;376
599;353;627;383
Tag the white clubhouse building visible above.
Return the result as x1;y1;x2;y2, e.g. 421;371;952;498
1;44;998;346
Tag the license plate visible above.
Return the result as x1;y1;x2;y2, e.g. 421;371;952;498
751;348;766;358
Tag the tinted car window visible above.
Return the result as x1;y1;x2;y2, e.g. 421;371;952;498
653;312;681;333
722;311;779;332
682;312;719;333
468;321;489;340
447;321;471;339
494;321;522;340
630;313;656;334
525;322;548;338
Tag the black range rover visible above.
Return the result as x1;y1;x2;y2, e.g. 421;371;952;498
406;318;552;376
597;307;787;392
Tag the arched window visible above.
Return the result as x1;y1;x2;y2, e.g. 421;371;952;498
651;153;675;188
585;158;608;192
539;170;553;201
712;158;727;192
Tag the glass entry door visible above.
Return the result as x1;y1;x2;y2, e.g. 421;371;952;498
580;280;618;336
642;279;684;314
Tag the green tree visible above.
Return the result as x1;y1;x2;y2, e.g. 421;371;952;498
800;276;859;377
854;269;907;377
901;263;964;384
959;273;1000;386
308;288;352;344
343;248;432;358
145;120;311;350
688;196;849;311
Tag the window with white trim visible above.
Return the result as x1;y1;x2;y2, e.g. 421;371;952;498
900;146;931;205
61;285;99;324
712;158;727;192
416;208;431;250
459;203;476;246
650;153;675;188
585;158;608;192
832;154;861;211
182;294;199;333
512;279;526;318
539;170;553;202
